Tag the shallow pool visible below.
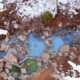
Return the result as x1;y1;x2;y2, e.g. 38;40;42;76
50;36;65;53
28;33;46;58
0;51;7;59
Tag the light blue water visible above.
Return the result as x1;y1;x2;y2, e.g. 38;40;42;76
51;36;65;53
9;37;17;44
19;55;25;60
78;29;80;35
18;40;23;47
64;33;73;45
57;29;66;34
0;51;7;59
28;33;46;58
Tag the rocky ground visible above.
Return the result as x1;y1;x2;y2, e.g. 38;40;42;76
0;0;80;80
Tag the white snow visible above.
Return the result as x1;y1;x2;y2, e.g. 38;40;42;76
61;61;80;80
63;76;80;80
58;0;80;16
0;0;16;12
0;0;5;12
16;0;57;21
0;3;4;12
0;0;80;20
0;29;8;35
68;61;80;73
7;0;16;4
58;0;68;4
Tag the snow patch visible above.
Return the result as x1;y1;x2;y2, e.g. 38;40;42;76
58;0;68;4
58;0;80;16
68;61;80;73
0;0;5;12
16;0;57;21
0;29;8;35
61;61;80;80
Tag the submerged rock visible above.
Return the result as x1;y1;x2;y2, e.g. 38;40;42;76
22;59;37;74
8;76;15;80
10;65;21;73
60;45;70;53
0;72;8;80
41;52;50;63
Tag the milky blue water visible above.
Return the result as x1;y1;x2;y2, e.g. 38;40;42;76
0;51;7;59
51;36;65;53
28;33;46;58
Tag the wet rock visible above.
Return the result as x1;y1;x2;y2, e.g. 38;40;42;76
0;59;3;72
43;31;50;37
41;53;50;63
7;48;18;55
78;54;80;62
60;45;70;53
58;52;63;56
10;65;21;73
5;36;9;42
58;22;62;27
19;74;28;80
8;76;15;80
0;44;6;51
0;72;8;80
18;35;26;41
16;44;26;54
4;53;18;64
5;69;9;74
37;61;42;67
45;40;49;45
41;35;45;39
69;52;76;60
5;63;12;69
21;68;27;74
0;44;9;51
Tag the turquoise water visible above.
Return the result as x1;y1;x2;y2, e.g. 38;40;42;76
51;36;65;53
28;33;46;58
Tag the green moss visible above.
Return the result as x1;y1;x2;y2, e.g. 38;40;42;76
10;65;21;73
41;11;53;26
22;59;37;74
